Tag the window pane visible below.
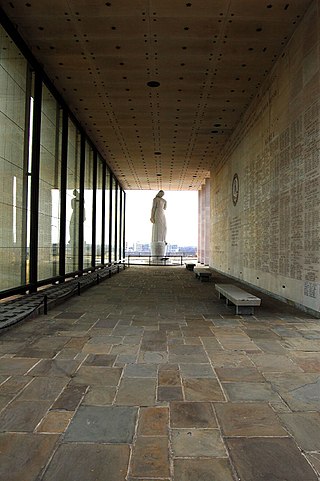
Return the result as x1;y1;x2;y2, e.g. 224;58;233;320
0;27;28;291
95;157;103;265
111;177;117;262
104;168;110;263
66;119;81;273
38;85;62;281
83;142;93;268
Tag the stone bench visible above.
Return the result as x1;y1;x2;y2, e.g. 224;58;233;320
185;263;196;271
194;267;212;282
215;283;261;315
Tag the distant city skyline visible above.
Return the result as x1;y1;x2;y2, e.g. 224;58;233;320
125;190;199;246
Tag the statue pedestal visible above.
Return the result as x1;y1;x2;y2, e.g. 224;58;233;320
151;241;166;261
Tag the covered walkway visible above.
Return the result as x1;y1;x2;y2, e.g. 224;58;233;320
0;266;320;480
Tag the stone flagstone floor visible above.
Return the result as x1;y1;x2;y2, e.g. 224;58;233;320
0;266;320;481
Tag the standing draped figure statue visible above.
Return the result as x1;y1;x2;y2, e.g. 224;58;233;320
150;190;167;258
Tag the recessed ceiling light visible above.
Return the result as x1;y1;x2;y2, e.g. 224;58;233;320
147;80;160;87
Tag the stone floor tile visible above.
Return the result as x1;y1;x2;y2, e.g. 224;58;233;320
289;352;320;372
182;327;215;337
245;327;280;340
0;433;59;481
158;370;181;385
215;367;265;382
130;436;170;478
279;412;320;451
207;351;253;368
223;382;280;402
0;357;39;375
28;359;80;377
54;348;81;359
306;453;320;477
184;337;203;345
16;347;58;358
226;437;318;481
72;366;122;386
215;402;287;436
265;373;320;411
170;401;217;428
281;338;320;351
83;353;117;366
201;337;223;350
141;340;167;351
0;392;12;409
173;458;234;481
115;378;156;405
138;406;169;435
30;337;70;351
158;363;180;371
183;378;225;401
65;336;90;349
51;384;88;410
42;443;130;481
0;399;52;432
169;345;209;363
171;428;226;457
253;339;288;354
64;405;137;442
111;344;140;355
81;342;112;354
158;386;184;401
17;376;69;401
0;375;31;395
82;386;117;405
124;363;158;378
249;353;302;372
117;354;138;363
180;363;216;378
36;410;73;433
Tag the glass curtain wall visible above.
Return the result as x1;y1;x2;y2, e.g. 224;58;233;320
38;84;62;281
0;27;28;292
83;142;93;268
96;157;103;265
105;168;111;263
0;14;125;297
66;119;81;273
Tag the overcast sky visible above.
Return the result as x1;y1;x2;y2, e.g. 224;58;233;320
125;190;198;246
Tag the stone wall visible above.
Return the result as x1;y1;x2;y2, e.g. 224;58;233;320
210;0;320;314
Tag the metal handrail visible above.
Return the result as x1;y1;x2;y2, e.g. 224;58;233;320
127;254;196;266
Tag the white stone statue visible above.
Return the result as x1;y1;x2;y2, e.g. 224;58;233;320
150;190;167;258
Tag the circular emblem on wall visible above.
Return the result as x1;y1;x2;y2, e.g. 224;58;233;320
232;173;239;206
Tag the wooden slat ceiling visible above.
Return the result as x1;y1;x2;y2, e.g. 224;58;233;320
1;0;312;190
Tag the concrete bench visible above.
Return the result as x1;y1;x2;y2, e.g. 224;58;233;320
194;267;212;282
215;283;261;315
185;263;196;271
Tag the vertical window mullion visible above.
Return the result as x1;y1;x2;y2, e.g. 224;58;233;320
29;72;42;292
